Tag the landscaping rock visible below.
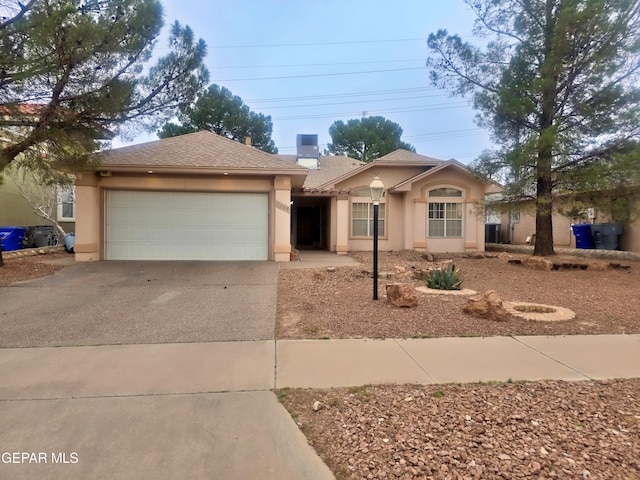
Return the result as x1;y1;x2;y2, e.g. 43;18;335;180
463;290;510;321
385;283;419;308
588;261;608;271
523;257;553;271
421;253;435;262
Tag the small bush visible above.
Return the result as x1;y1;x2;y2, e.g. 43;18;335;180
426;264;462;290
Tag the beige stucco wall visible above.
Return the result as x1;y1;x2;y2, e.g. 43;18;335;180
502;206;575;247
332;165;495;254
0;174;54;226
409;168;487;253
499;197;640;253
75;172;291;261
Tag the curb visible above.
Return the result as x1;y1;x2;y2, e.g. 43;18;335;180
1;245;66;260
486;243;640;262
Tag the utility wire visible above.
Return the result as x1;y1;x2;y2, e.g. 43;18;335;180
210;37;426;49
213;58;426;69
247;86;438;103
273;102;469;121
212;66;426;82
263;93;451;110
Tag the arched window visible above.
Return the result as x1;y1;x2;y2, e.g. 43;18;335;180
428;187;463;238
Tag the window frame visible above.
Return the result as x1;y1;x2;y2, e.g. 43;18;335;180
427;187;464;239
350;188;386;239
57;185;76;222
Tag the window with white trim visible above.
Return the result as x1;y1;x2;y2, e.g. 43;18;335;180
351;188;385;237
428;188;463;238
57;185;75;221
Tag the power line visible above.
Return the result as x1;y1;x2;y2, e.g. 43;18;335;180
247;86;438;104
210;37;426;49
263;93;451;110
212;66;426;82
213;58;426;69
273;102;469;121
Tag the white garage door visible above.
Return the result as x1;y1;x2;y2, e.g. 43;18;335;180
105;191;269;260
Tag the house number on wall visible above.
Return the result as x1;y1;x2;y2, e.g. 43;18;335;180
275;201;290;214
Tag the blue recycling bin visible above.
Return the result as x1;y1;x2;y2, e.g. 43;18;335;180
0;226;27;251
571;224;594;249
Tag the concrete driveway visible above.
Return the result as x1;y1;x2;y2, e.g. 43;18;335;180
0;261;278;347
0;262;336;480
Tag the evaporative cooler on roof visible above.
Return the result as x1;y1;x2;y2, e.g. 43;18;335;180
296;134;319;169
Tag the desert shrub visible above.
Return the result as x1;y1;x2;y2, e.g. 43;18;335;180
426;264;462;290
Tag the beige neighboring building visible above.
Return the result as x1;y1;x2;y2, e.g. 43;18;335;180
74;131;502;262
0;172;75;234
497;196;640;253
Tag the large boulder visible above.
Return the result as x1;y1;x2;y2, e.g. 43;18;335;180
463;290;509;321
386;283;419;308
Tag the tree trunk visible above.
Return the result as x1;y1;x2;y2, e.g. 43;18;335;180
534;168;555;256
533;0;557;257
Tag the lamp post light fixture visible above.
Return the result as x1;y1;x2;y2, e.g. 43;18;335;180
369;175;384;300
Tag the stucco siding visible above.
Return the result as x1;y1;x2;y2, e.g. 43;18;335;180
75;172;285;261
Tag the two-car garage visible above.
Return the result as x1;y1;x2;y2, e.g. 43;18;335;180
105;191;269;261
73;131;305;262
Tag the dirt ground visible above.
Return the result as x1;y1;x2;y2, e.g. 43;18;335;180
277;250;640;339
279;380;640;480
0;252;72;286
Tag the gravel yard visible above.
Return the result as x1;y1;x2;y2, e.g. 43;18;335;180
279;380;640;480
0;252;71;286
277;250;640;339
278;250;640;479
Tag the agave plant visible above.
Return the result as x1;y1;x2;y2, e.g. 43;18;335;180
426;264;462;290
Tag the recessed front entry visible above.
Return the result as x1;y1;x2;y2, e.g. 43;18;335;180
105;191;268;260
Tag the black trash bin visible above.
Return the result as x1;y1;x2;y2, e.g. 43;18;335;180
590;223;623;250
25;225;58;248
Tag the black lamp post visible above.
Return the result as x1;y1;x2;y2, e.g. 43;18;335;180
369;176;384;300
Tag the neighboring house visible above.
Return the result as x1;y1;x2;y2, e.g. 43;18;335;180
0;173;75;235
74;131;501;262
1;103;84;236
496;197;640;253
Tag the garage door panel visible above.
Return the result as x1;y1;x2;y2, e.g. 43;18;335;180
106;191;269;261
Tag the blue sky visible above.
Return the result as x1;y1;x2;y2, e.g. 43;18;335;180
121;0;492;164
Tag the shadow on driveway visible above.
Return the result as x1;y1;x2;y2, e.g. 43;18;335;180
0;261;278;348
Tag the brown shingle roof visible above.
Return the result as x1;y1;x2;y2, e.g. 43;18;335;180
372;149;444;165
277;154;366;189
311;149;445;190
99;130;306;171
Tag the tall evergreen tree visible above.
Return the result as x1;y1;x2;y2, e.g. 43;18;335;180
427;0;640;256
328;116;415;163
158;84;278;153
0;0;209;176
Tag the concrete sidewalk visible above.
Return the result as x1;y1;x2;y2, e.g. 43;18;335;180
1;334;639;480
2;335;638;399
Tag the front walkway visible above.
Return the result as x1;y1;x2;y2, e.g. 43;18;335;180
280;250;361;269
